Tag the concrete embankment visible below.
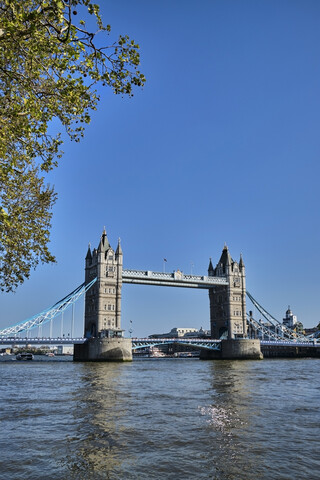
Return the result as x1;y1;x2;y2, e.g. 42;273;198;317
200;339;320;360
261;343;320;358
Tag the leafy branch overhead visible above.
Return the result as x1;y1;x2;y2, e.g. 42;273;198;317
0;0;146;292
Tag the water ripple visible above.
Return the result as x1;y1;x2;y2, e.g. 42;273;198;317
0;357;319;479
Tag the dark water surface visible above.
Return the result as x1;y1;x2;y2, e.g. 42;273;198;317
0;356;319;480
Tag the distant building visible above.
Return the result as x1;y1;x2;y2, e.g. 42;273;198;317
304;327;318;335
149;327;209;339
0;348;12;355
56;345;73;355
283;307;298;328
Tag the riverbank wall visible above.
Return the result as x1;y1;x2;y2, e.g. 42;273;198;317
261;343;320;358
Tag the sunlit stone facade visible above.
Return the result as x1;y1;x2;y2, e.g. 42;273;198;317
208;246;247;339
84;229;123;338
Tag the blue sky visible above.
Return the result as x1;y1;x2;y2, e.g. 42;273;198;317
1;0;320;337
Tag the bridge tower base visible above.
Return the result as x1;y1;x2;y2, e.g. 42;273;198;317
200;339;263;360
74;337;132;362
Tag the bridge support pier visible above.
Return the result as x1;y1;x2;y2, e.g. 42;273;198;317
200;339;263;360
74;337;132;362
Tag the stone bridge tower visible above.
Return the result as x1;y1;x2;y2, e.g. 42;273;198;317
208;246;247;339
84;228;123;338
74;228;132;362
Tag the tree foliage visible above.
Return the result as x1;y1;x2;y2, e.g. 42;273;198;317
0;0;145;292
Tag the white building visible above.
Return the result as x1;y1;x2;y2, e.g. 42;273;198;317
56;345;74;355
282;307;297;328
150;327;209;338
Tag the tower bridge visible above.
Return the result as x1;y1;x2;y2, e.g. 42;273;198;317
81;228;247;346
74;227;256;360
1;227;319;361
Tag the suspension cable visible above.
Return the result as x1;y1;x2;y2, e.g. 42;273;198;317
246;291;307;341
0;278;97;337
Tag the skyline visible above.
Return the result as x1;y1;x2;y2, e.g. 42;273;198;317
1;0;320;337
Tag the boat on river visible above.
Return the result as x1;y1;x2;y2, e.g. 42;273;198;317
16;353;34;361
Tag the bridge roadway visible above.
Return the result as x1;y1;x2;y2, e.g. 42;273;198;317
122;269;228;288
0;337;221;348
131;338;319;350
1;336;317;350
131;338;221;350
0;337;86;345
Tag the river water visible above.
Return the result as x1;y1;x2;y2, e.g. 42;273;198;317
0;356;319;480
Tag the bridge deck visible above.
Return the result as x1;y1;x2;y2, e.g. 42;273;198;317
0;337;318;348
122;269;228;288
0;337;86;345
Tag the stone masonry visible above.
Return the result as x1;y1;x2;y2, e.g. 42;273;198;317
84;228;123;338
208;246;247;339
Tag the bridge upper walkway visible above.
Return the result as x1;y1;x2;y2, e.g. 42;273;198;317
122;269;228;288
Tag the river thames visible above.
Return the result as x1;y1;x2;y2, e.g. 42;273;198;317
0;356;319;480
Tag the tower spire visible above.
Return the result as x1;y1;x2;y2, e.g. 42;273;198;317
98;227;110;253
219;244;232;266
85;243;92;261
208;257;214;275
116;237;123;256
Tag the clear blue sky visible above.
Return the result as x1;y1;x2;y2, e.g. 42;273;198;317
1;0;320;337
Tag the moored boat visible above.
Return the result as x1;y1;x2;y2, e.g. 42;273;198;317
16;353;34;361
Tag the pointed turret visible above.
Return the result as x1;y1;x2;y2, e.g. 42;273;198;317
116;237;123;256
86;243;92;260
115;238;123;270
208;257;214;276
218;245;232;267
97;227;110;253
239;253;245;270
